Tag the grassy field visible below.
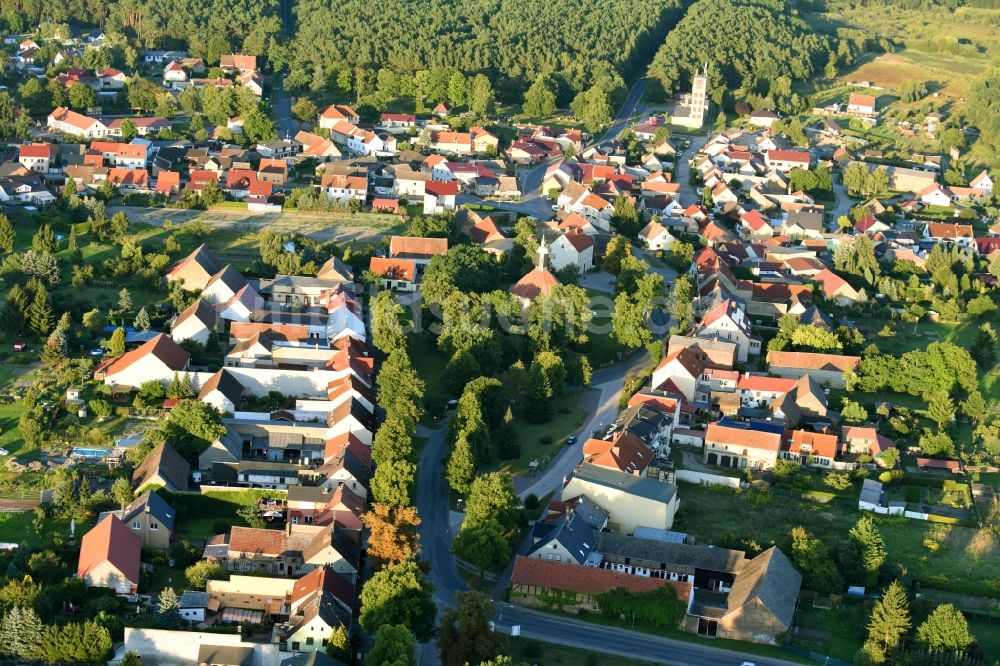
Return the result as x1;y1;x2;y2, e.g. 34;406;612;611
490;393;589;475
794;602;867;661
163;490;284;541
0;513;79;548
673;482;1000;597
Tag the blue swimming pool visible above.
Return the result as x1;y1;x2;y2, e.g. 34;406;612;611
73;448;109;458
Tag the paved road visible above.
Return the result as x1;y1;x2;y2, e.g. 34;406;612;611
829;177;853;230
597;78;648;146
676;133;710;206
414;421;467;612
516;350;654;499
494;604;804;666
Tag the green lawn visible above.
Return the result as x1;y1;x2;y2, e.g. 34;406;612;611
673;482;1000;597
0;513;80;549
163;490;284;541
489;393;589;476
968;618;1000;662
794;602;867;661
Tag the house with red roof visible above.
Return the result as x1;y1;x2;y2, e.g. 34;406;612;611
582;431;653;475
107;168;148;190
379;113;416;129
766;350;860;389
854;213;890;235
765;149;811;173
549;232;595;273
154;171;181;195
847;93;877;116
423;180;458;214
696;299;760;362
320;174;367;202
811;268;862;305
923;222;974;251
96;333;191;388
18;143;57;173
511;556;692;615
78;515;141;596
740;210;774;240
47;107;108;138
737;375;797;407
429;131;472;155
318;104;359;130
219;54;258;73
368;257;417;292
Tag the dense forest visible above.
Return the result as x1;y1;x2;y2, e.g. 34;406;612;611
282;0;687;102
0;0;283;62
647;0;833;103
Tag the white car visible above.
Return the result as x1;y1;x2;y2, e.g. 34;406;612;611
551;204;559;211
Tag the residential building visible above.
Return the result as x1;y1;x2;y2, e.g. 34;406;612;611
78;515;140;596
549;232;595;273
765;350;860;389
696;299;761;362
133;442;190;493
100;491;175;550
510;556;691;615
704;421;784;470
97;333;191;389
561;463;679;535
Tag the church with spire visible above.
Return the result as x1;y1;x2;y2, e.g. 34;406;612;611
509;237;560;306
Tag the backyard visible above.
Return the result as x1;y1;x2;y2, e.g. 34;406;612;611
673;481;1000;597
162;489;284;541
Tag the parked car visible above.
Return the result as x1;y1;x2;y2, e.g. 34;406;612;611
445;399;458;411
566;435;577;447
12;340;27;352
89;348;105;357
551;204;560;211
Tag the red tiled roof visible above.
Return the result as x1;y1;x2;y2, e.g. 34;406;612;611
155;171;181;193
767;149;810;163
785;430;839;459
425;180;458;197
849;93;876;108
582;432;652;474
563;232;594;252
19;143;56;158
916;458;961;472
706;422;784;451
766;350;860;373
229;526;287;555
510;268;559;300
926;223;972;239
512;556;691;600
108;168;148;187
389;236;448;258
78;515;141;584
103;333;189;377
369;257;416;282
737;375;797;393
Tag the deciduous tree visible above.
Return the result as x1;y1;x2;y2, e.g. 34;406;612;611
362;504;422;566
359;561;436;641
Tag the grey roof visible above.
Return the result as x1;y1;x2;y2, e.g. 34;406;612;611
281;651;346;666
179;590;209;608
197;644;254;666
860;478;883;506
528;512;596;565
238;460;303;476
198;368;244;406
287;485;339;503
633;527;688;544
206;426;244;463
798;304;832;330
597;532;745;573
121;491;175;532
570;463;677;504
725;546;802;629
786;209;824;232
563;495;609;531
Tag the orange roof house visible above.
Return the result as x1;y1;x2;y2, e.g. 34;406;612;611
78;515;141;595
